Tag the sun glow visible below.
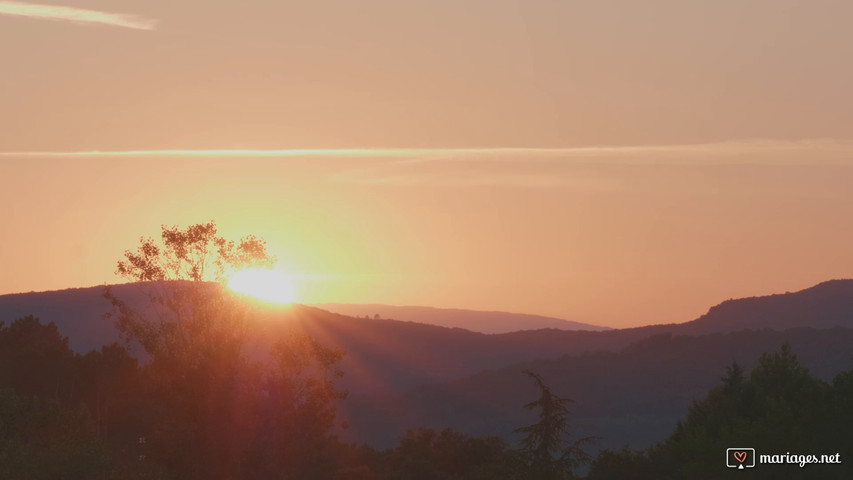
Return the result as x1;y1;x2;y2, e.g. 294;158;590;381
227;268;297;304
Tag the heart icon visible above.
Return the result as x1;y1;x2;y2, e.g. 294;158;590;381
733;451;747;464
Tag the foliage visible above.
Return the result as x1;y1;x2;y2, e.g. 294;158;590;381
0;387;112;480
514;371;593;480
380;428;523;480
107;221;273;360
244;331;347;479
0;315;75;401
0;316;117;478
101;222;347;478
587;343;853;480
115;221;272;284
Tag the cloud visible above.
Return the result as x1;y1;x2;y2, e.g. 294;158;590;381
327;140;853;188
2;140;852;189
2;140;852;162
372;139;853;166
0;149;419;157
0;1;157;30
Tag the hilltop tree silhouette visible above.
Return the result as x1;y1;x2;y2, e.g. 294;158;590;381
105;221;345;479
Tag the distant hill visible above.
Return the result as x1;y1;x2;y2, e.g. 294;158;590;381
0;285;126;354
4;280;853;451
678;279;853;334
311;303;610;333
4;280;853;396
4;280;853;358
0;284;615;396
341;327;853;448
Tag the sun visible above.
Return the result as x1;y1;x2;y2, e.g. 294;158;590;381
227;268;297;304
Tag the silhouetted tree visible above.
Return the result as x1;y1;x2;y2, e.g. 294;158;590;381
105;221;346;479
588;344;851;480
107;221;272;362
0;315;75;401
245;331;347;480
514;371;593;480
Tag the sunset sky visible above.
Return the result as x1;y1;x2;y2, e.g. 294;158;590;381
2;1;852;327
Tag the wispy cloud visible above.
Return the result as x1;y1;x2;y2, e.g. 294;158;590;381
2;140;852;161
2;140;852;189
0;149;421;157
0;1;157;30
326;140;853;188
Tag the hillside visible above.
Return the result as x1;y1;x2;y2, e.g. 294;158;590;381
341;327;853;448
4;280;853;451
312;303;610;333
0;284;603;394
0;285;126;354
679;279;853;334
0;284;615;395
4;280;853;398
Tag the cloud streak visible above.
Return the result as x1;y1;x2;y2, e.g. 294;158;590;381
0;1;156;30
1;139;851;162
2;140;852;190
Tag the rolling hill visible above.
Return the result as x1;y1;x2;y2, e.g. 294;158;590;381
341;327;853;448
3;279;853;451
311;303;610;333
679;279;853;334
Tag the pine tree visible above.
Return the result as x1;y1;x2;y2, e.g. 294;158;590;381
514;370;594;480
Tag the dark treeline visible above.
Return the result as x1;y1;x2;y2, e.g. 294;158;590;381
588;344;853;479
3;315;853;479
0;315;588;479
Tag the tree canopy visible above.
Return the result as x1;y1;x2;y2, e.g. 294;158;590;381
104;221;347;479
587;343;853;480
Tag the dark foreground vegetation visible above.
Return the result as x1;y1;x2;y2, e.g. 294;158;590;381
587;343;853;479
0;315;581;479
2;223;851;478
2;315;852;479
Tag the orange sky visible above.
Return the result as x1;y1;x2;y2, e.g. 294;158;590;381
3;146;853;328
1;1;852;327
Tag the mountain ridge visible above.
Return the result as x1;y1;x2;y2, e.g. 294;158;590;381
3;279;853;398
311;303;610;333
3;280;853;451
